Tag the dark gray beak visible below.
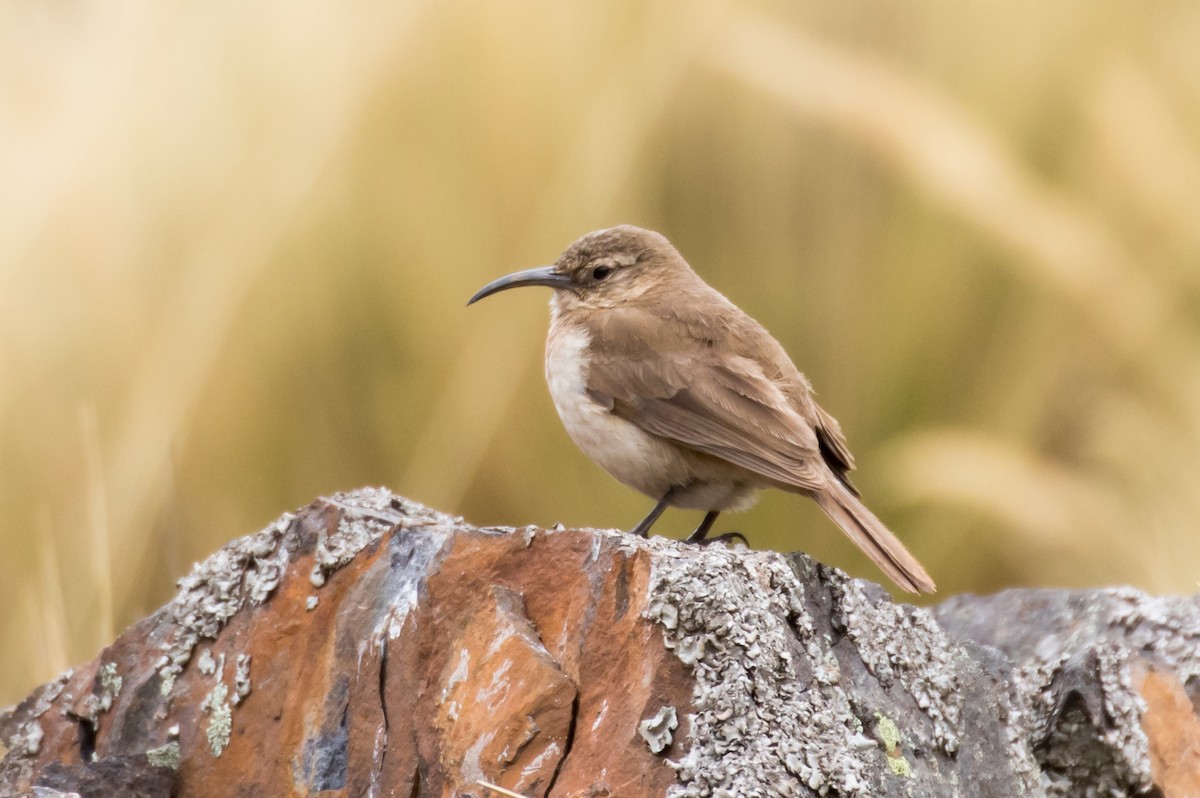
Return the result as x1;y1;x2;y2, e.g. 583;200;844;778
467;266;573;306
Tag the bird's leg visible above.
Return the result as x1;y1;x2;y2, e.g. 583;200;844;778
630;487;676;538
687;511;749;547
687;511;720;542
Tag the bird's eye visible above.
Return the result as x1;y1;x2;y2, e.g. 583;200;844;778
591;265;613;281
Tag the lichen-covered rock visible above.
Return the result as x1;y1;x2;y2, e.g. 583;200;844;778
934;588;1200;797
1;488;1196;797
645;551;1039;797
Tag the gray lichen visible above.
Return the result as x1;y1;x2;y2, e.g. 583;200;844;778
1036;643;1147;792
97;662;123;713
830;572;962;754
77;660;124;724
8;671;69;735
934;588;1200;798
152;488;456;694
639;705;679;754
233;654;252;706
1005;644;1150;797
646;545;876;797
5;490;1193;798
309;512;389;588
312;488;459;589
155;512;294;688
645;550;1198;798
1108;588;1200;682
644;542;1066;797
8;720;43;757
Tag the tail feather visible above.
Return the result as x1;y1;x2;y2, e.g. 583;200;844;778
814;481;936;594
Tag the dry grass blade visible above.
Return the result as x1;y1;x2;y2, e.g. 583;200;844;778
476;780;530;798
34;511;70;679
79;403;114;648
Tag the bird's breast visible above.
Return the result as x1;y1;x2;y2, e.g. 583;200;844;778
544;322;683;497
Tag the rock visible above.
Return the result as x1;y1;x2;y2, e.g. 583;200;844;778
1;487;1197;796
934;588;1200;797
33;756;176;798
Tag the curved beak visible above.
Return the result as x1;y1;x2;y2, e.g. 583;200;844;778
467;266;572;306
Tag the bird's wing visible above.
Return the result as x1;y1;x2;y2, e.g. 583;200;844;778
811;401;859;494
586;345;829;492
740;322;860;491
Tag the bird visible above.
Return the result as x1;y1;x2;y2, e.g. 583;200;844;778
467;225;935;593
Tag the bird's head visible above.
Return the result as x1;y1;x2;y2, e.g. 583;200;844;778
467;225;692;311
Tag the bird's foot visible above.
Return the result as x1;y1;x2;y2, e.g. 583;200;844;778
687;530;749;548
628;520;654;538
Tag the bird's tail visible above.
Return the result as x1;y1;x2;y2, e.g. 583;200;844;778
814;480;936;594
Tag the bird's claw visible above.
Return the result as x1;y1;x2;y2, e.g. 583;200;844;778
687;530;749;548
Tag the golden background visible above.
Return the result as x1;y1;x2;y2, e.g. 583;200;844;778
2;0;1199;707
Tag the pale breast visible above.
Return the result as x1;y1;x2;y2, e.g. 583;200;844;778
544;318;685;498
544;310;765;513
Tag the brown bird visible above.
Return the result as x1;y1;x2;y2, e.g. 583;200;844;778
468;225;935;593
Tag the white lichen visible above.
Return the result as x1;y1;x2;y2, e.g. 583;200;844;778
97;662;123;713
935;588;1200;797
309;509;392;586
1015;643;1151;797
9;720;44;756
154;512;295;689
233;654;252;706
151;488;456;695
639;705;679;754
1109;589;1200;683
312;488;459;589
1011;607;1165;797
831;573;962;754
646;545;874;797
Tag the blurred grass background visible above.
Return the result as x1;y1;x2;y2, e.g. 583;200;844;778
2;0;1199;708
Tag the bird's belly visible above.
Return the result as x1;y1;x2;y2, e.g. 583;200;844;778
545;324;760;511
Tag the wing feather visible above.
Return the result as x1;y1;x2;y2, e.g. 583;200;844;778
587;347;828;491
